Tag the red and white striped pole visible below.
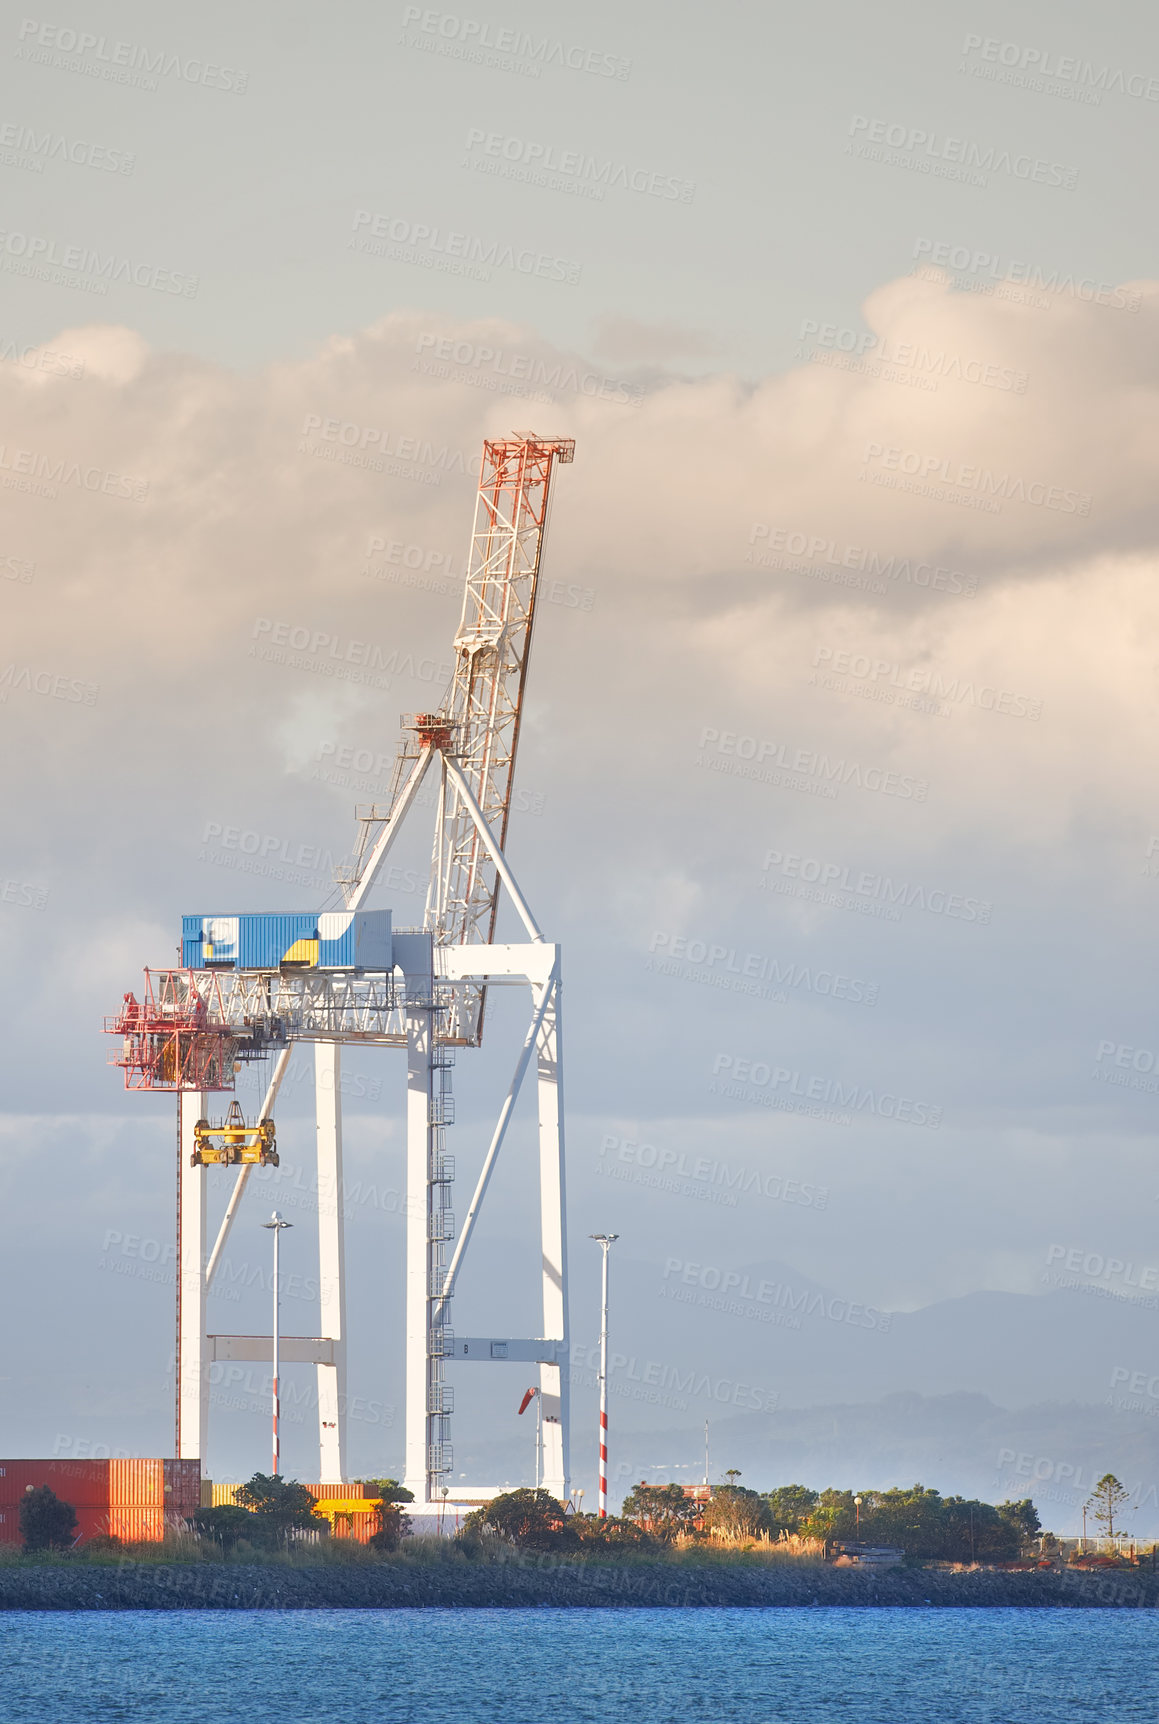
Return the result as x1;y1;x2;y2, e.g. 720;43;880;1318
262;1212;292;1475
590;1233;618;1518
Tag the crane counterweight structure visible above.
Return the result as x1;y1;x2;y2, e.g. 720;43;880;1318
106;433;575;1508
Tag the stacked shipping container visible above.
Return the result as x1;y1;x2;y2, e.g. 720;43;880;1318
0;1459;201;1546
207;1480;381;1542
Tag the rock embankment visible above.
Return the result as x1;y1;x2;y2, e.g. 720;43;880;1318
0;1559;1155;1610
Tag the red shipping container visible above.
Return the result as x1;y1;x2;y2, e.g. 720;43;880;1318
0;1460;114;1506
0;1503;113;1546
164;1459;202;1517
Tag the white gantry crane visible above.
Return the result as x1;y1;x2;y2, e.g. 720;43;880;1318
107;433;575;1506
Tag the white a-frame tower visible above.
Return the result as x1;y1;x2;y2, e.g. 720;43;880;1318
112;435;575;1506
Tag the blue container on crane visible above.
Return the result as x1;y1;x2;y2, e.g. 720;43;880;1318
181;910;392;971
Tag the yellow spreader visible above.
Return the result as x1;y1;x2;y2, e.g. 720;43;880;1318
192;1099;278;1167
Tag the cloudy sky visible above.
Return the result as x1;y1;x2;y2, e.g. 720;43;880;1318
3;0;1159;1516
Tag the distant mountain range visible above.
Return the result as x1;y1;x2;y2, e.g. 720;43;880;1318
453;1255;1159;1532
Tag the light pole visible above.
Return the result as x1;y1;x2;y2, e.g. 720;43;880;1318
262;1211;293;1475
854;1496;862;1538
590;1234;618;1518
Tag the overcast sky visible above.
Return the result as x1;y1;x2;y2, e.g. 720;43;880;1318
3;0;1159;1508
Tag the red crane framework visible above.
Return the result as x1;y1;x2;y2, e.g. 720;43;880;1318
107;434;575;1508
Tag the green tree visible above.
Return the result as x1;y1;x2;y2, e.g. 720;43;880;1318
851;1486;945;1556
234;1474;324;1547
1086;1474;1131;1540
361;1478;414;1553
463;1488;573;1551
764;1484;818;1534
801;1489;858;1543
620;1483;702;1539
938;1497;1020;1563
188;1505;256;1551
701;1485;773;1541
19;1486;77;1553
997;1499;1041;1542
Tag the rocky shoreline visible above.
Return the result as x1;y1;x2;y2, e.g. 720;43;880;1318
0;1560;1156;1610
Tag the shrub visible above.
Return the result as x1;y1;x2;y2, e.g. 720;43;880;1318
462;1489;574;1551
620;1483;701;1540
19;1486;77;1553
233;1474;324;1547
572;1514;653;1550
188;1505;256;1551
361;1479;414;1554
701;1486;774;1542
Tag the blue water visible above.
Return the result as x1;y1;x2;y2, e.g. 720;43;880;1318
1;1608;1155;1721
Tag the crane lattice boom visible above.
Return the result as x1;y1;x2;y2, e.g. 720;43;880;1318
344;434;571;949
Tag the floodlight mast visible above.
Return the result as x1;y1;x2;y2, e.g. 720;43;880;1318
117;434;576;1508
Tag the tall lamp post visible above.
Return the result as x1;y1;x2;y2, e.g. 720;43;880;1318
590;1233;619;1519
262;1211;293;1475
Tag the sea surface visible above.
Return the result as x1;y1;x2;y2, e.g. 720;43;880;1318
1;1607;1155;1721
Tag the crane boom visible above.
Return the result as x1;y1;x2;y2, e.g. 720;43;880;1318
340;433;573;1046
428;433;574;946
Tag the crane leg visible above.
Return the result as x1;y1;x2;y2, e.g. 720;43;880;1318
536;971;569;1501
315;1042;347;1483
403;937;439;1504
177;1090;208;1465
